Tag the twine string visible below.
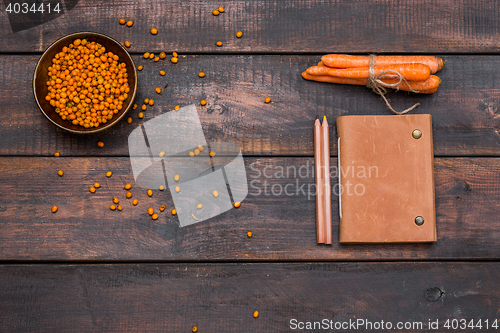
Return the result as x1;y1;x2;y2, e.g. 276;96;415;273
366;54;420;115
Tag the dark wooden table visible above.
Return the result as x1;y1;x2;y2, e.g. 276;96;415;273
1;1;500;332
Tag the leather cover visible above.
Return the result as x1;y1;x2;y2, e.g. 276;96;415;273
337;114;436;243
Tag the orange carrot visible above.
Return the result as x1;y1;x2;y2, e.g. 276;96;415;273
302;72;440;93
326;63;431;81
321;54;444;74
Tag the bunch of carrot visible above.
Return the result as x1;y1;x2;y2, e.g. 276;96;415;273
302;54;444;94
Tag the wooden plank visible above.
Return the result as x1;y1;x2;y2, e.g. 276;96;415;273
1;263;499;332
0;156;499;261
1;0;500;53
2;54;500;157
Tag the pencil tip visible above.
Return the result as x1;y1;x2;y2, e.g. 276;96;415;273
323;116;327;121
315;115;319;120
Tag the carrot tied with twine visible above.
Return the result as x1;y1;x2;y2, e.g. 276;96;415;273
366;54;420;115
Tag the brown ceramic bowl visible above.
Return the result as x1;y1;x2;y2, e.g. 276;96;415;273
33;31;137;134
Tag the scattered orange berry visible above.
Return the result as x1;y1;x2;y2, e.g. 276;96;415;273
106;171;112;177
89;186;96;193
124;41;131;48
117;205;122;211
253;311;259;318
172;52;178;57
159;70;166;76
159;185;164;191
147;189;153;197
160;205;166;212
175;186;180;192
171;57;178;64
126;191;132;198
94;182;100;189
192;326;198;332
174;174;180;181
209;151;216;157
97;141;104;148
138;112;144;119
154;56;159;62
198;72;205;78
141;104;147;111
234;201;241;208
152;213;158;220
194;149;200;155
216;41;223;47
148;99;155;106
197;203;203;209
236;31;243;38
137;65;143;71
143;52;150;59
150;28;158;35
198;145;204;151
159;52;166;59
132;199;138;206
265;97;271;103
149;53;155;59
113;197;119;204
132;104;138;110
124;184;132;190
54;152;60;157
155;87;161;94
212;190;219;197
110;205;116;211
126;20;133;27
200;99;207;106
57;170;63;177
247;231;252;238
119;18;126;25
51;205;58;213
171;208;177;215
148;207;154;215
218;6;225;12
212;9;220;15
127;117;133;124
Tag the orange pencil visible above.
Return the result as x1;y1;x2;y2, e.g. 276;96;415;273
321;116;332;244
314;116;325;243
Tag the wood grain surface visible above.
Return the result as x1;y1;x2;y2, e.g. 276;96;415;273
2;54;500;157
0;156;498;261
1;262;499;332
1;0;500;53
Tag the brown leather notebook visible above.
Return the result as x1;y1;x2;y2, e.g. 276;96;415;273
337;114;436;243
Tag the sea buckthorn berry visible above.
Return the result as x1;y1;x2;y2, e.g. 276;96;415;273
144;98;149;104
253;311;259;318
212;190;218;197
174;105;180;110
159;185;164;191
160;205;166;212
124;184;132;190
236;31;243;38
117;205;122;211
52;206;58;213
212;9;219;15
147;189;153;197
106;171;112;177
138;112;144;119
209;151;216;157
216;41;223;47
110;205;116;211
192;326;198;332
148;207;154;215
132;199;138;206
127;117;133;124
265;97;271;103
148;99;154;106
171;208;177;215
124;41;131;48
247;231;252;238
97;141;104;148
138;65;143;71
150;28;158;35
172;52;178;57
159;151;165;157
154;57;159;62
57;170;63;177
94;182;100;188
133;104;138;110
189;151;195;157
198;72;205;78
200;99;207;106
126;20;133;27
89;187;96;193
174;174;180;181
54;152;60;157
194;149;200;155
152;213;158;220
198;145;204;151
149;53;155;59
159;70;166;76
155;87;161;94
113;197;119;204
126;191;132;198
218;6;224;12
197;203;203;209
171;57;178;64
175;186;180;192
143;52;150;59
119;18;126;25
234;201;241;208
142;104;147;111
